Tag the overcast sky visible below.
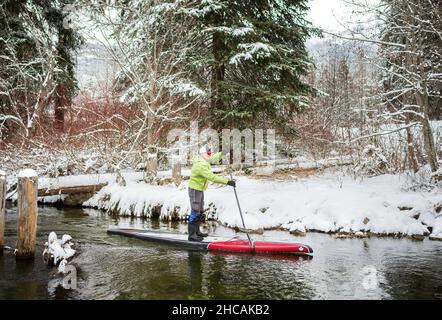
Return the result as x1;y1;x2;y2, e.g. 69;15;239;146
307;0;351;32
79;0;368;51
81;0;354;45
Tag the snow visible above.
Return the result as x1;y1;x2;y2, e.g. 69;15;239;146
18;169;38;178
229;42;275;65
84;172;441;237
6;166;225;201
39;172;138;190
169;82;206;98
38;194;68;204
37;166;227;191
231;27;254;37
418;211;436;227
186;0;225;17
43;232;76;273
430;217;442;240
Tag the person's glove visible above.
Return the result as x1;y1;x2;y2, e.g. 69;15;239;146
227;180;236;188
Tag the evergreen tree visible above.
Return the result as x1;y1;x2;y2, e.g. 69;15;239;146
0;0;82;138
113;0;317;133
185;0;317;130
42;0;84;132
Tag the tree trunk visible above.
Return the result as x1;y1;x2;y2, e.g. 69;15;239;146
405;124;419;172
416;90;439;172
210;32;225;112
401;3;417;172
54;84;67;132
401;1;439;172
412;0;438;172
144;39;159;183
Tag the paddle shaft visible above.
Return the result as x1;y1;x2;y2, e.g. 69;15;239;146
229;171;254;250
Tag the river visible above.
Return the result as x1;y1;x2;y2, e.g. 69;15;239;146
0;204;441;299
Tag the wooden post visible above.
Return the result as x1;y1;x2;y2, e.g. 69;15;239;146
172;162;182;186
16;169;38;260
0;170;5;256
144;153;158;183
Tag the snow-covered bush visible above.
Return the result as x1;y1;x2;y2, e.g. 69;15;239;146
353;145;390;177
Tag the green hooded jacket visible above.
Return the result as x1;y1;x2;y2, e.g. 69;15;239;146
188;152;228;191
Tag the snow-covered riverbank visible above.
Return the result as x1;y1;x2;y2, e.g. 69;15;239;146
83;172;442;239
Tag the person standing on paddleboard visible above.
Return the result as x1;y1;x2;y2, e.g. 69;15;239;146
188;146;236;242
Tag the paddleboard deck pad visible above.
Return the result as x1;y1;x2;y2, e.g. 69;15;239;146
107;228;313;255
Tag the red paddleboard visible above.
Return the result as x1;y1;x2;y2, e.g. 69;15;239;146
208;240;313;254
107;228;313;256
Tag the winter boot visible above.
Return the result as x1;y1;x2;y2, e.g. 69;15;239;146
188;222;203;242
196;215;208;237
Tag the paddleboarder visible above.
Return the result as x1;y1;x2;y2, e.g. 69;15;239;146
188;146;236;241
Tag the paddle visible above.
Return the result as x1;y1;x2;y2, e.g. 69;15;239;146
227;164;255;251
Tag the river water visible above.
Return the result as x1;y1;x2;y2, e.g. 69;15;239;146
0;204;441;300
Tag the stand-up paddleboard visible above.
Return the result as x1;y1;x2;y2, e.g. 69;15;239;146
107;228;313;255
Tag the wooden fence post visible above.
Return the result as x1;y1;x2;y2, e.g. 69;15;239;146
16;169;38;260
144;153;158;183
0;170;5;255
172;162;182;186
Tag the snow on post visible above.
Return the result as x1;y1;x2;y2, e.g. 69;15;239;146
16;169;38;259
0;170;5;255
18;169;38;178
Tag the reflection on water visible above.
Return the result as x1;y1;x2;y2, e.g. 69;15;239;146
0;204;441;299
